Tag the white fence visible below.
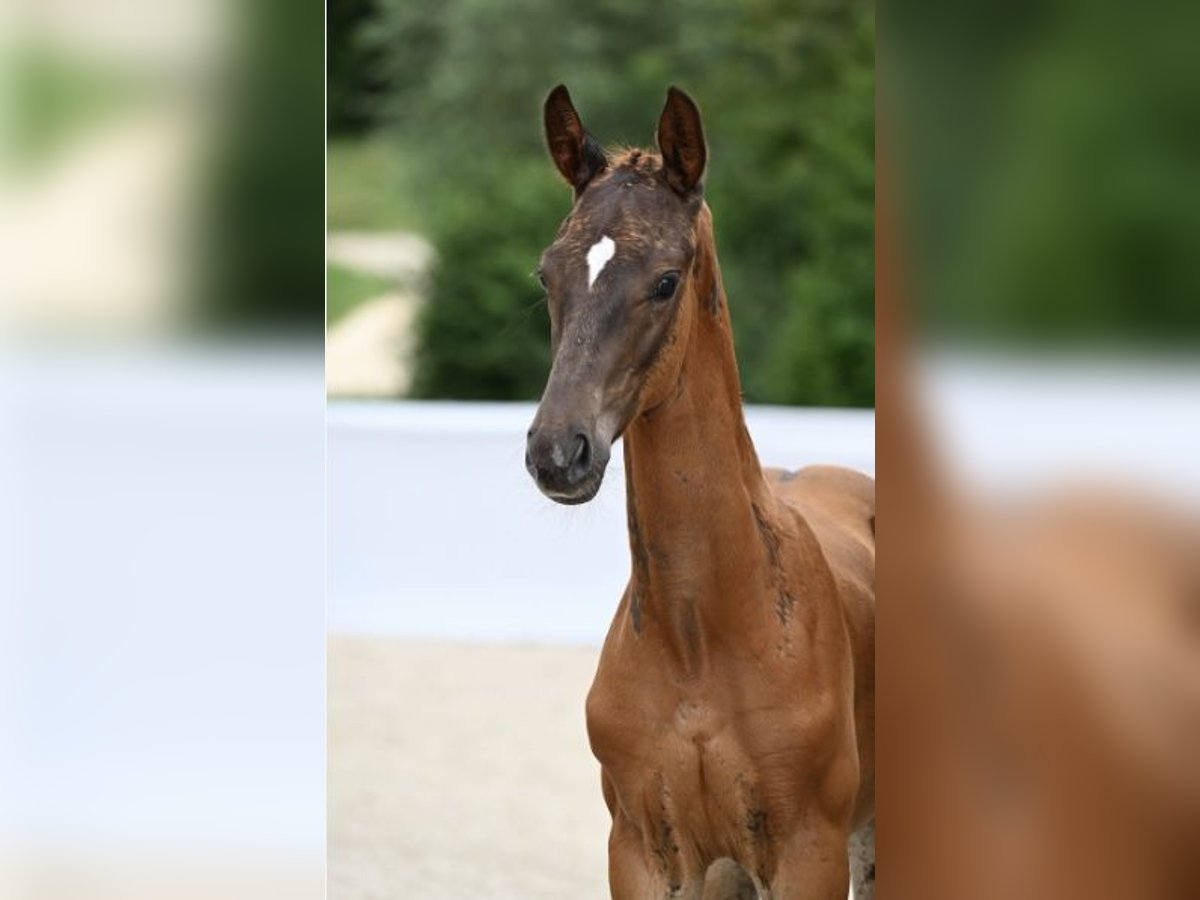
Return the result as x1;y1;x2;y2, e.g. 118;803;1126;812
327;401;875;643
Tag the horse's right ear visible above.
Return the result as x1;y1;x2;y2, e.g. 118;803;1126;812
544;85;607;195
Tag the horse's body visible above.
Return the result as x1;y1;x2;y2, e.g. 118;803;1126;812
526;86;874;899
586;219;876;900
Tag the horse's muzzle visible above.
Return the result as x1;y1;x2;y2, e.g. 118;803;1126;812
525;423;609;504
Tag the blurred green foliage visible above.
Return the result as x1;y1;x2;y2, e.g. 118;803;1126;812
328;0;392;134
330;0;875;405
884;1;1200;347
199;0;325;334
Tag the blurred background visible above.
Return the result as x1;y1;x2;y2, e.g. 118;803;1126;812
325;1;874;898
881;2;1200;897
3;2;324;899
886;0;1200;355
882;0;1200;499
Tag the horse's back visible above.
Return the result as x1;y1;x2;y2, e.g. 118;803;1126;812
767;464;875;564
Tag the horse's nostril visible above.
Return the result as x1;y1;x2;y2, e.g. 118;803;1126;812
571;433;591;470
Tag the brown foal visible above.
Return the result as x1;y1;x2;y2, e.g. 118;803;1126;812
526;85;875;900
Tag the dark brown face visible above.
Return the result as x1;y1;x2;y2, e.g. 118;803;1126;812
526;86;708;504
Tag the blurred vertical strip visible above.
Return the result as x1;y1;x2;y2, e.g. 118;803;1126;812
1;1;325;898
196;0;325;334
880;1;1200;898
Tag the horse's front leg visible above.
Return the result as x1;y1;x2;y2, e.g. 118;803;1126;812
608;816;707;900
760;824;850;900
703;858;760;899
847;819;875;900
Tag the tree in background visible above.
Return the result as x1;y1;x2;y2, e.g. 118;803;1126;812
328;0;389;135
333;0;875;406
200;0;325;332
884;2;1200;350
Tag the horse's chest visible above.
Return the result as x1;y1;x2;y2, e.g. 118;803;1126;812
588;685;794;866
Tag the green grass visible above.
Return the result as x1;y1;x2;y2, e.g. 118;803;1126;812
327;263;393;326
327;136;424;232
328;137;426;331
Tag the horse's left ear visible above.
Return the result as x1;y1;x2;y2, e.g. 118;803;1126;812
657;86;707;196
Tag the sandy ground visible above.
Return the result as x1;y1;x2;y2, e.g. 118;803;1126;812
328;637;612;900
2;854;322;900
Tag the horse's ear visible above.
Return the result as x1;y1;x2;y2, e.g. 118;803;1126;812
544;85;607;195
656;86;707;196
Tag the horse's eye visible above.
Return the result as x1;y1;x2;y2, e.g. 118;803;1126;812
535;268;548;290
650;272;680;301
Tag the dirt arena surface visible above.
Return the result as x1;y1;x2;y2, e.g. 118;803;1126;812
328;637;610;899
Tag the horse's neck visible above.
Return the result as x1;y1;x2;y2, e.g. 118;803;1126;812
622;240;770;667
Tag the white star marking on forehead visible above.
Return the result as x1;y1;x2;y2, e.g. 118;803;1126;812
586;235;616;290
